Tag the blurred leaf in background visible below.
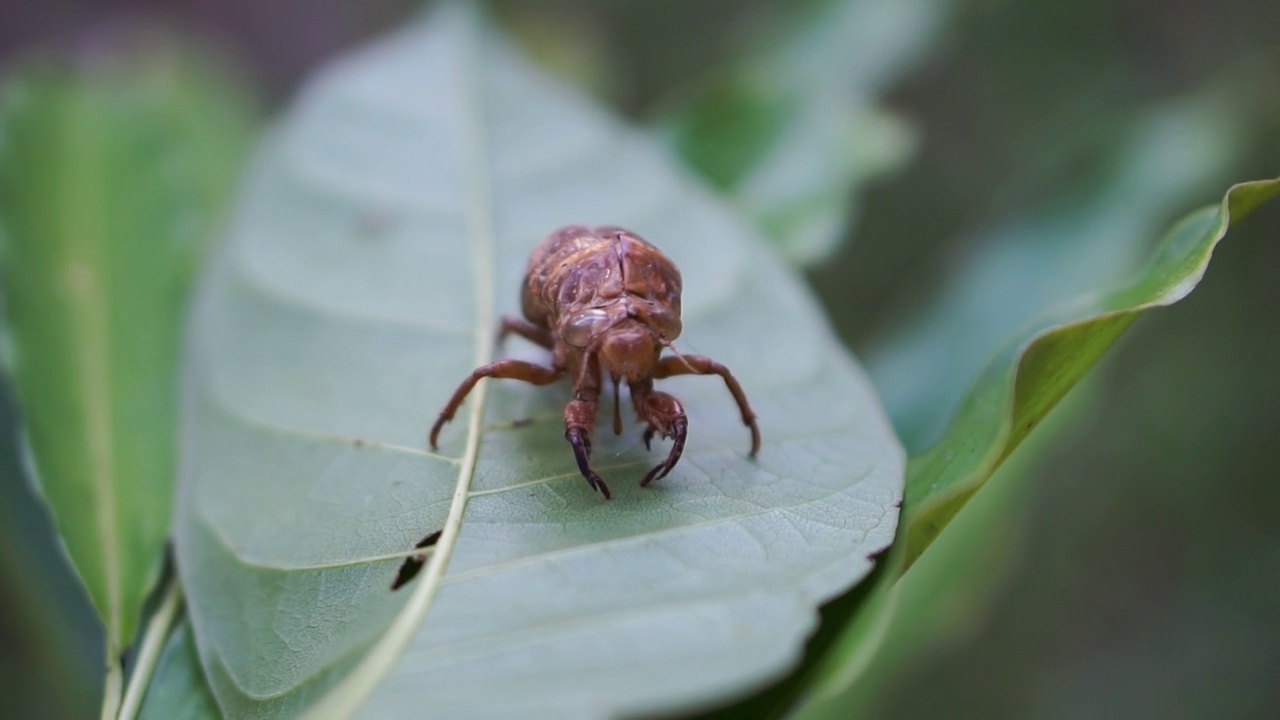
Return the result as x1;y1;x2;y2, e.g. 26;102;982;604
0;24;256;716
788;177;1279;719
498;0;943;266
0;385;101;718
866;91;1246;453
655;0;1280;714
805;0;1280;713
660;0;945;265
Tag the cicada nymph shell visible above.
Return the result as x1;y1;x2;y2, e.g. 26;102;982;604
430;225;760;499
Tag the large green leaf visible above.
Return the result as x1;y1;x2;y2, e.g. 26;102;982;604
173;4;902;717
664;0;945;264
788;176;1280;718
0;35;255;665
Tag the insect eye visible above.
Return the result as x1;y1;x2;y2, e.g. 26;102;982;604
563;309;612;347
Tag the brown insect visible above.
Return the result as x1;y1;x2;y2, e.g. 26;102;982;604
429;225;761;499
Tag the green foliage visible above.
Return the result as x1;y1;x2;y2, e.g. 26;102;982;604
0;389;100;718
787;177;1280;718
168;4;902;717
902;177;1278;566
680;78;1271;716
138;622;219;720
868;94;1246;453
0;0;1272;717
0;34;256;660
663;0;941;265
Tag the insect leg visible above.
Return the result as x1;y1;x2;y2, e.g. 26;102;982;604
631;388;688;486
655;355;761;456
564;399;610;499
611;376;623;436
642;415;687;486
497;316;554;349
429;360;563;448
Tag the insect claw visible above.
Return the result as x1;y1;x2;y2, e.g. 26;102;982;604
641;462;665;487
590;473;612;499
428;414;450;449
641;417;686;487
567;426;611;499
643;426;656;450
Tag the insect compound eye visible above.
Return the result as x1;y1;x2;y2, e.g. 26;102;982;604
563;308;613;348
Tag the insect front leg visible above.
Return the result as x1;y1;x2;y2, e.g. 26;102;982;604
497;316;554;349
632;387;688;487
655;355;760;457
564;397;610;499
429;360;563;448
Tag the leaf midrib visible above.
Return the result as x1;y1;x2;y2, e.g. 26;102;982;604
59;91;125;654
300;5;497;716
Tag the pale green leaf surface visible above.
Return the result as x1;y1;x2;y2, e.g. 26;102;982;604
787;176;1280;719
665;0;943;264
0;40;255;654
176;5;903;718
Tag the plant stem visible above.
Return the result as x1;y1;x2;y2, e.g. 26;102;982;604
117;578;184;720
101;658;124;720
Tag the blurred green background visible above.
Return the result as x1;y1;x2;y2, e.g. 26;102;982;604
1;1;1276;718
